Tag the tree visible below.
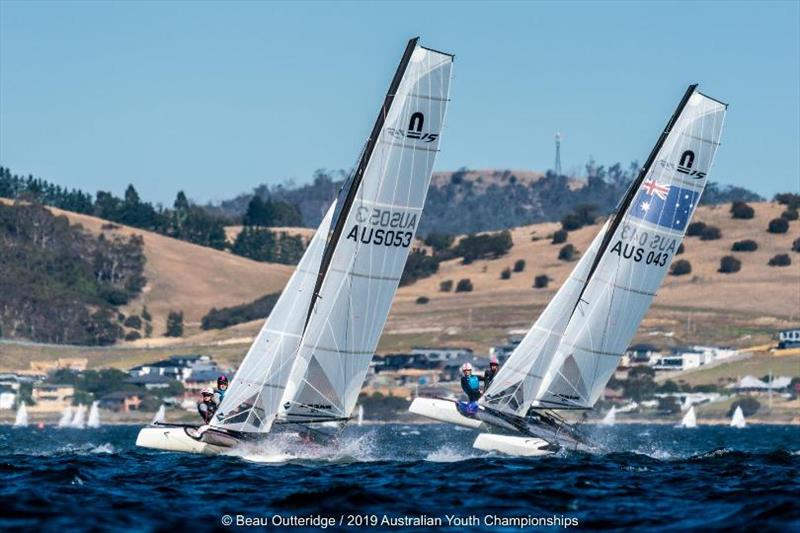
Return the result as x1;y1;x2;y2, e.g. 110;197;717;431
165;310;184;337
558;244;577;261
500;267;512;280
533;274;549;288
774;192;800;209
719;256;741;274
731;240;758;252
141;306;152;322
455;279;473;292
424;233;454;255
658;396;681;414
793;238;800;253
768;254;791;267
551;229;568;244
400;249;440;286
623;365;656;402
513;259;526;272
676;243;685;255
768;218;789;234
700;225;722;240
730;201;754;219
416;296;430;304
670;259;692;276
781;208;799;221
686;221;707;237
453;230;513;263
439;280;453;292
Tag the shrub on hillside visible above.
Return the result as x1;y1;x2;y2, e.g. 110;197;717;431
686;221;707;237
400;249;439;286
558;244;577;261
500;267;512;280
731;239;758;252
165;310;184;337
774;192;800;209
533;274;550;288
201;293;280;330
415;296;430;305
768;218;789;234
424;233;455;255
560;204;598;232
123;316;142;330
551;229;568;244
781;208;799;221
730;201;755;219
513;259;526;273
728;397;760;417
718;256;741;274
453;230;513;263
670;259;692;276
439;280;453;292
793;238;800;253
676;243;685;255
455;279;473;293
700;225;722;241
768;254;791;267
124;331;141;342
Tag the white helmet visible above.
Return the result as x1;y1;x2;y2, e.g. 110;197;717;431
461;362;473;372
201;387;214;395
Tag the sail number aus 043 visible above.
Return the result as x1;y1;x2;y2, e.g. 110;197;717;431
610;223;680;267
346;207;418;248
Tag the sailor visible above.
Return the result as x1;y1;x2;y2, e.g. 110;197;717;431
460;363;483;402
483;356;500;391
197;387;217;424
213;375;228;406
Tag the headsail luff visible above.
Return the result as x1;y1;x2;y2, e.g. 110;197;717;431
484;86;727;417
280;39;454;423
212;203;337;433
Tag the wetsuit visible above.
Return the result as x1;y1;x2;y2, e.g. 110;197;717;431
484;366;498;390
460;374;484;402
197;400;217;424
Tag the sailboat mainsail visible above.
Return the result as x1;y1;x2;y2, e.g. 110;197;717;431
280;39;453;425
214;38;453;433
483;85;727;419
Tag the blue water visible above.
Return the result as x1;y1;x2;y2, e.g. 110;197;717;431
1;424;798;532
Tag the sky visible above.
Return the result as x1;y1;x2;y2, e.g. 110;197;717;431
1;0;798;205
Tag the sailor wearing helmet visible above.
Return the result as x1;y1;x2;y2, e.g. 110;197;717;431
459;362;484;403
197;387;217;424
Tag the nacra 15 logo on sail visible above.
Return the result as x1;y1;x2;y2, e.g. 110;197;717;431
386;112;439;143
656;150;706;179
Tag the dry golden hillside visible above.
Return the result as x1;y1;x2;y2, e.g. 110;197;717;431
17;203;294;337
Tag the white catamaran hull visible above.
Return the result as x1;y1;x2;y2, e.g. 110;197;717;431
408;398;483;429
473;433;554;457
135;426;227;455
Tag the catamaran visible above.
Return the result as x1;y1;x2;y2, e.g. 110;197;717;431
136;38;453;455
410;84;727;456
679;405;698;429
730;405;746;428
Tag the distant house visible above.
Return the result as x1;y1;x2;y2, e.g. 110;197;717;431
128;354;219;381
100;391;142;412
0;387;16;410
653;346;732;371
778;328;800;349
410;347;473;364
623;344;661;366
124;374;174;390
29;384;75;413
728;375;793;394
490;333;525;364
183;370;227;397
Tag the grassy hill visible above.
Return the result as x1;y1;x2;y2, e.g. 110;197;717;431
2;200;797;379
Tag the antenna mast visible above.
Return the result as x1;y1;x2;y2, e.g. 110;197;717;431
554;132;562;176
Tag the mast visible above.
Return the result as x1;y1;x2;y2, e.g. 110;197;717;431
303;37;420;331
570;84;698;316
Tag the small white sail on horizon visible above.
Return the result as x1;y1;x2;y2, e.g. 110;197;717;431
58;406;73;428
679;406;697;428
87;401;101;428
152;405;166;424
601;406;616;426
357;404;364;427
730;406;746;428
70;404;87;429
13;403;28;428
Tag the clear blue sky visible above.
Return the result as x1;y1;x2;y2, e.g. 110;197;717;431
1;1;798;205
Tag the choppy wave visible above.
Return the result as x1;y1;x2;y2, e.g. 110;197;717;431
1;424;798;531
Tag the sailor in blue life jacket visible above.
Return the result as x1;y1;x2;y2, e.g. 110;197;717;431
197;388;217;424
213;375;228;406
460;363;484;402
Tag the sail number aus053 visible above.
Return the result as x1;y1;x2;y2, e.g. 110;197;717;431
346;207;418;248
610;223;680;267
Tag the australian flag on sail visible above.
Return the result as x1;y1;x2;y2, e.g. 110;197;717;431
628;178;701;231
